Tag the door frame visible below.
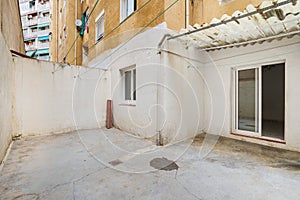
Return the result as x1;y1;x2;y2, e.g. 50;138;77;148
232;59;286;141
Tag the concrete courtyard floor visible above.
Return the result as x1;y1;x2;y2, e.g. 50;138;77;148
0;128;300;200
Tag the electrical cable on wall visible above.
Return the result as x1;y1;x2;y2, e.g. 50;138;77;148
61;0;153;63
77;0;182;77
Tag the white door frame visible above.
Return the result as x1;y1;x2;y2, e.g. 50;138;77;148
233;65;261;137
232;60;286;139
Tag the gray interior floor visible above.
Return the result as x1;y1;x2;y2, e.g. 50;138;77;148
262;120;284;140
239;118;284;140
0;128;300;200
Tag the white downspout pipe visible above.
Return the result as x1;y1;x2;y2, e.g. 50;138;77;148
185;0;189;28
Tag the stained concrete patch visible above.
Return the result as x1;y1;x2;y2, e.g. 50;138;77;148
274;161;300;171
193;133;300;171
109;159;123;166
13;193;39;200
150;157;179;171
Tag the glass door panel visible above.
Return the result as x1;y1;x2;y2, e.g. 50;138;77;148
237;68;259;133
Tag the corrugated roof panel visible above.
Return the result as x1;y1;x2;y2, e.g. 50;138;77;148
179;0;300;50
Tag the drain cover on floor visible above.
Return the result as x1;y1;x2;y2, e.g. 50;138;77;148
150;157;179;171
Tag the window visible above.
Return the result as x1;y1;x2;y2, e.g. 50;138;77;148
120;0;137;21
218;0;234;5
95;11;105;42
123;67;136;101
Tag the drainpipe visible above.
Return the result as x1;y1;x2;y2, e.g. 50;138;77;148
156;34;171;146
156;59;163;146
185;0;189;28
158;34;171;51
56;0;59;61
75;0;77;65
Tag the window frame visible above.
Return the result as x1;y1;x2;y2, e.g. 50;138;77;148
120;0;137;22
95;10;105;42
120;65;136;104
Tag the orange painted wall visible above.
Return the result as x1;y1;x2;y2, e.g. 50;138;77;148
191;0;265;25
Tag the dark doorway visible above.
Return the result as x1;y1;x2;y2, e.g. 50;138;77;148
262;63;285;140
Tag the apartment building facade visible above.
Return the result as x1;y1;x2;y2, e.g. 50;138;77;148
50;0;265;66
19;0;51;61
50;0;84;65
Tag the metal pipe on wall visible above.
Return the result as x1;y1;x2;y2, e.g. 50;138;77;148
75;0;77;65
185;0;189;28
56;0;59;61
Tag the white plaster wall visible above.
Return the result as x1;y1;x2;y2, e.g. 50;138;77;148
205;35;300;149
91;24;206;143
160;40;206;143
13;57;107;136
0;33;13;162
106;26;169;139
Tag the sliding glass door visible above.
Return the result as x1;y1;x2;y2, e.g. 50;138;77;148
235;67;260;136
234;63;285;140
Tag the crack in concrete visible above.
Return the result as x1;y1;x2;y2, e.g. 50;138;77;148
39;166;108;198
175;177;201;200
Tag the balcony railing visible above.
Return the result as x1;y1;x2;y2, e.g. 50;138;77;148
38;4;50;11
26;7;38;14
20;9;29;15
25;45;37;51
37;55;50;61
23;31;28;37
38;29;50;36
23;19;38;27
19;0;29;3
24;31;38;38
38;17;50;24
38;43;49;49
22;21;30;27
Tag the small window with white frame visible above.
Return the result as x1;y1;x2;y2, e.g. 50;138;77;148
120;0;137;21
95;11;105;42
121;66;136;102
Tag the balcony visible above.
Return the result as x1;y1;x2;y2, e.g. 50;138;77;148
30;19;38;26
38;3;50;11
22;21;30;27
23;31;28;37
38;43;49;49
19;0;29;3
25;45;37;51
26;8;38;15
37;55;50;61
23;19;38;27
38;17;50;24
38;29;50;36
24;31;38;39
20;9;29;16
